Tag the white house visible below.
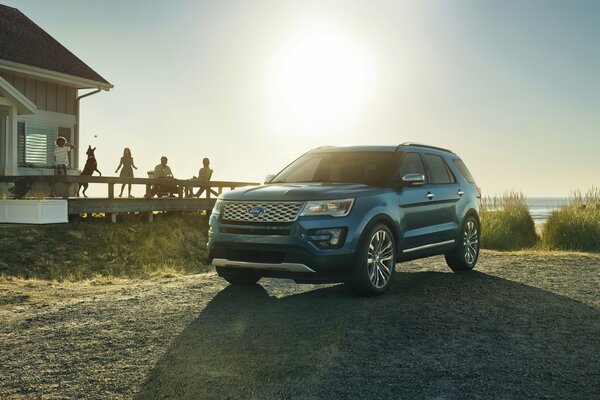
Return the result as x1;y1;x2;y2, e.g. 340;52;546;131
0;4;112;190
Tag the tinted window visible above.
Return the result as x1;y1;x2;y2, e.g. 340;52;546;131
398;152;426;179
453;159;476;183
271;151;395;186
423;154;455;184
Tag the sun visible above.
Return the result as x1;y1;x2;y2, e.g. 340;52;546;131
267;25;377;136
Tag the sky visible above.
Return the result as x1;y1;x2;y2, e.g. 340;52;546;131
3;0;599;197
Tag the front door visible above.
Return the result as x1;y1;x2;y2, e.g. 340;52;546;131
0;108;8;176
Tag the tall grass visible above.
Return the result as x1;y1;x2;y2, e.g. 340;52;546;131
480;191;538;250
0;213;211;281
542;188;600;252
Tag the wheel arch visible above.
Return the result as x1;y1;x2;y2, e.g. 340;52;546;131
464;208;480;226
356;213;399;256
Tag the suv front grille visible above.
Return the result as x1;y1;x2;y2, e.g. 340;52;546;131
222;201;304;223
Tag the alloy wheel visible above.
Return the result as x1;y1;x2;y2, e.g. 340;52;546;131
367;230;395;288
463;220;479;265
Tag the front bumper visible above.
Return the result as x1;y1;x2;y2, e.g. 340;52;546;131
207;213;359;283
212;258;316;273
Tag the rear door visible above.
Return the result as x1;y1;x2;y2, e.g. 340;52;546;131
422;153;462;243
395;152;440;251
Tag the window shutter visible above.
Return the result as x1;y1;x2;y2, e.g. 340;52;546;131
24;123;57;166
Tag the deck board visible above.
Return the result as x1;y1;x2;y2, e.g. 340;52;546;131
67;198;216;214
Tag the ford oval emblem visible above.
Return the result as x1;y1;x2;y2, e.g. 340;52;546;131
248;206;266;215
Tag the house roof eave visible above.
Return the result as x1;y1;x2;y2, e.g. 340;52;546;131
0;74;36;114
0;59;113;91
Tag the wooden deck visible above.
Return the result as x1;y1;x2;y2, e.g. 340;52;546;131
67;197;217;214
0;175;258;220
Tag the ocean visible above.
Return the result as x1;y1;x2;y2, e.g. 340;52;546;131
525;197;569;225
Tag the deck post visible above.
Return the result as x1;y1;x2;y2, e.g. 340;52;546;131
110;213;117;223
108;183;114;198
148;212;153;223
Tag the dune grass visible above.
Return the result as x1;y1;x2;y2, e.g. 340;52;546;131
0;213;211;281
542;188;600;252
480;191;538;251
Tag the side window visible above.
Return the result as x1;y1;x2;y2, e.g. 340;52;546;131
452;159;476;183
423;154;455;184
398;152;426;179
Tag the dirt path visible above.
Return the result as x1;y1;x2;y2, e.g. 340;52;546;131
1;251;599;399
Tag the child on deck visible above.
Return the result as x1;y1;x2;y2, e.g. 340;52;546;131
53;136;76;198
53;136;76;176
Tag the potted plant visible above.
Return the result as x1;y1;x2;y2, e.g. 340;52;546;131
0;176;68;224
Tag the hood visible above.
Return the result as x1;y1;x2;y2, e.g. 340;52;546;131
221;183;384;201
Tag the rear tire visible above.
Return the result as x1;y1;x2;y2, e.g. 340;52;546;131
217;268;261;285
445;215;480;272
349;223;396;296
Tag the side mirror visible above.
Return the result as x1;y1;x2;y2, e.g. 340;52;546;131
264;174;275;184
400;173;426;187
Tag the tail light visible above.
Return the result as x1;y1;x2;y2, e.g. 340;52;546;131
476;187;482;199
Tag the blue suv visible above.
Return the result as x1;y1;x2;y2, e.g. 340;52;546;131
208;143;480;296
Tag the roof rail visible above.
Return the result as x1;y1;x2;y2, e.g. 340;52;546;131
396;142;455;154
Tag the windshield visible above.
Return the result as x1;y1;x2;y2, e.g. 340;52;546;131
270;151;395;186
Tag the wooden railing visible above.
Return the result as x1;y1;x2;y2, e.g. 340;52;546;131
0;175;259;220
0;175;258;199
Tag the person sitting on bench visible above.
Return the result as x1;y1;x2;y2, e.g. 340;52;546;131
193;157;217;198
146;156;177;197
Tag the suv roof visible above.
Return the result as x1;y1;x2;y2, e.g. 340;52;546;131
310;143;455;154
397;143;455;154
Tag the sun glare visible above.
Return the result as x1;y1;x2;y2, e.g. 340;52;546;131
267;25;377;136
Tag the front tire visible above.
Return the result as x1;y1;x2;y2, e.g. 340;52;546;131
349;224;396;296
445;215;480;272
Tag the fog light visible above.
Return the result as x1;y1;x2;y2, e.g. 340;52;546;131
313;228;344;248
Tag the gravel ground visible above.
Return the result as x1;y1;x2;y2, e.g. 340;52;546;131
1;250;599;399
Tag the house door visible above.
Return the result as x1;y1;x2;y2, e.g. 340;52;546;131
0;107;8;176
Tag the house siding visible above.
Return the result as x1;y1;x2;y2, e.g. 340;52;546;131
0;70;77;115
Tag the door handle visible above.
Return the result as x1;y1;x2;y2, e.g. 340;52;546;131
457;189;464;197
426;192;434;200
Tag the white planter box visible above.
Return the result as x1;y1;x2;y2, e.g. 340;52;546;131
0;199;68;224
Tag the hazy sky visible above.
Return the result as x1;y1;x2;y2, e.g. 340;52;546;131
3;0;599;196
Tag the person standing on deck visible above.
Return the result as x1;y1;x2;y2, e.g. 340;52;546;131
115;147;138;198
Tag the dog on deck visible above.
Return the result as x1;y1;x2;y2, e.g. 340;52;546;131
79;146;101;197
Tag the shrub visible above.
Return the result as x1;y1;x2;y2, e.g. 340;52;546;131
0;213;211;281
542;188;600;252
480;191;538;250
8;176;35;199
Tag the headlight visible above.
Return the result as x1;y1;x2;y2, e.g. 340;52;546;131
300;198;354;218
211;199;224;215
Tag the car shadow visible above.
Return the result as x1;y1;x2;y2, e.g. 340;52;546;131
137;271;600;399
